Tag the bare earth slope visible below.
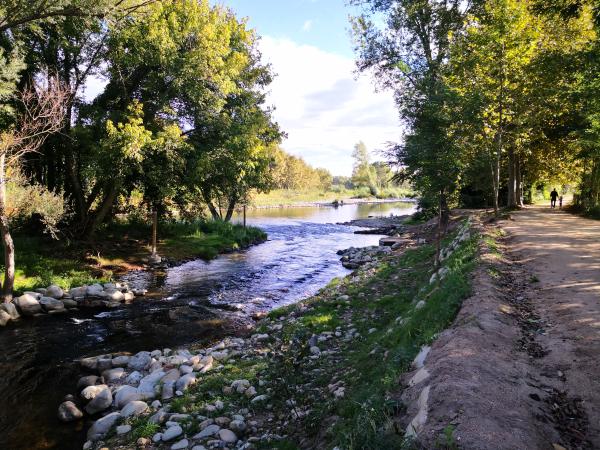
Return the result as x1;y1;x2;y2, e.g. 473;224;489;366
398;207;599;449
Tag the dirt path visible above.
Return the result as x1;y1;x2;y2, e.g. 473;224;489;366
503;206;600;448
397;207;600;449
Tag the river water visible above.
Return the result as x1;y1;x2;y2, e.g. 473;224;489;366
0;201;415;450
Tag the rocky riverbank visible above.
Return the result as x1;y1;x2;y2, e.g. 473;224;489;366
60;215;478;450
0;282;147;327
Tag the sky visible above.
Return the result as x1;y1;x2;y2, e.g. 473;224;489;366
217;0;401;176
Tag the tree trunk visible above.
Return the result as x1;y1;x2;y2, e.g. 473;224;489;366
507;147;516;208
491;144;500;215
516;154;523;207
0;154;15;302
435;190;444;268
65;149;87;220
224;196;237;222
84;181;121;238
151;209;158;255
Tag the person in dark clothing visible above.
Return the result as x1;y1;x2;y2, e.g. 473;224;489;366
550;188;559;208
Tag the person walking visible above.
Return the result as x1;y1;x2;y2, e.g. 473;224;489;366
550;188;559;208
559;195;563;209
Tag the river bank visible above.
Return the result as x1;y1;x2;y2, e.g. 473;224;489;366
66;214;478;450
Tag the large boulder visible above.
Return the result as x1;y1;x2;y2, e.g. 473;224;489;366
87;412;121;441
84;385;112;415
127;351;152;371
86;284;104;297
46;284;64;299
14;294;42;316
39;297;65;312
58;401;83;422
0;302;20;320
0;309;11;326
69;286;88;298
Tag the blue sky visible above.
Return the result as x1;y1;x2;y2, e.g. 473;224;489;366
217;0;400;176
219;0;358;57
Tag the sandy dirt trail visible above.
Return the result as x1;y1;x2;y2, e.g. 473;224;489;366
503;206;600;447
398;207;599;449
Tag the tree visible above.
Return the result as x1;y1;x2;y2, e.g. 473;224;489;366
351;141;376;193
351;0;467;263
0;81;68;301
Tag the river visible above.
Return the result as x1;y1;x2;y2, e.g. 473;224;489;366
0;201;416;450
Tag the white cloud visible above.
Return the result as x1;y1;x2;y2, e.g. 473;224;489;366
259;36;401;176
302;19;313;32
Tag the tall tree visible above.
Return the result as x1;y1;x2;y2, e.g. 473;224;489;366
351;0;467;263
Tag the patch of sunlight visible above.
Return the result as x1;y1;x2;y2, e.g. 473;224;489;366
302;313;333;327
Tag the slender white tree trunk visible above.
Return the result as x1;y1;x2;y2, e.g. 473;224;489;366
0;153;15;303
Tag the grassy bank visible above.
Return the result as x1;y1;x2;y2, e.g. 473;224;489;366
252;187;413;207
2;220;266;293
102;220;479;450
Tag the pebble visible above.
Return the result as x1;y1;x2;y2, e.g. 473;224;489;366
116;424;132;435
218;429;237;444
194;424;220;439
171;438;189;449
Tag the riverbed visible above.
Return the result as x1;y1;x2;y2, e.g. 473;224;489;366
0;201;415;450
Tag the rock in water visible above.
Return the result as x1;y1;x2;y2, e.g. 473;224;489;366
14;294;42;316
58;401;83;422
84;385;113;415
77;375;100;391
87;412;121;441
46;284;64;299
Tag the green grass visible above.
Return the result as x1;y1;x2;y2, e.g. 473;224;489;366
1;236;110;293
1;219;266;293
